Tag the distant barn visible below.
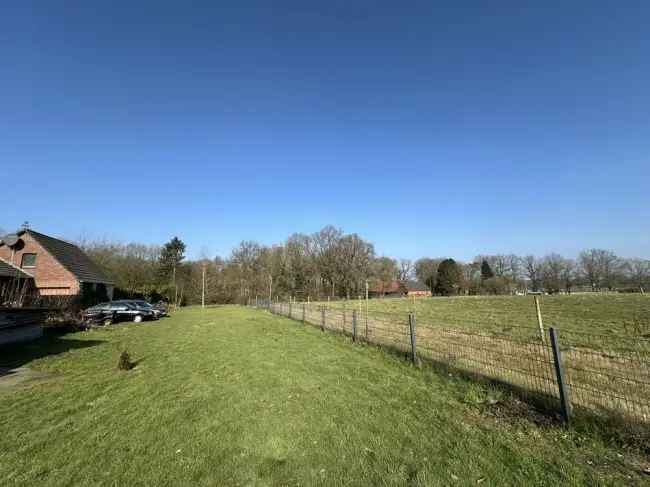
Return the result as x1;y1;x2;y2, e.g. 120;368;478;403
404;280;431;297
369;280;431;298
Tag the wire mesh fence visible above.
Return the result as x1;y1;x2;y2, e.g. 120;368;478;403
254;299;650;425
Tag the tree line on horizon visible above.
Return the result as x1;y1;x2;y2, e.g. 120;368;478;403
77;225;650;305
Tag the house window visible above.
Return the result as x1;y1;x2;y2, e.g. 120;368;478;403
21;253;37;268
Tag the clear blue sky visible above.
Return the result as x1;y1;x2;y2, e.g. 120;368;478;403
2;2;649;260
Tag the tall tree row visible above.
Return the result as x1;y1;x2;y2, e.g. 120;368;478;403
82;231;650;304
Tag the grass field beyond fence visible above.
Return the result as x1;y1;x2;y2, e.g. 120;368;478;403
318;294;650;340
265;294;650;426
2;306;649;486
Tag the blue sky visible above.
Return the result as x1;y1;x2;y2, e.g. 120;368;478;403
1;2;649;260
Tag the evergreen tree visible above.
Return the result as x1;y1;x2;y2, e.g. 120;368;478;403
435;258;462;296
481;260;495;281
159;237;186;305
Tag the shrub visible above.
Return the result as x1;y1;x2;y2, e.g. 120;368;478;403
117;350;134;371
481;276;511;295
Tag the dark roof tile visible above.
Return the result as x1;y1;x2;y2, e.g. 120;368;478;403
405;280;429;292
0;257;33;279
17;230;113;284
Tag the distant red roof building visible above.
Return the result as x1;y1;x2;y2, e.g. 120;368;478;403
369;280;431;297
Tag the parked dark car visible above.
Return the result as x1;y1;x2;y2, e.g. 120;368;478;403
82;301;155;326
153;301;169;316
129;299;167;318
124;300;167;318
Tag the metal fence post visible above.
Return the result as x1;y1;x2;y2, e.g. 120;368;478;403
408;312;418;365
289;300;292;319
549;327;571;424
302;303;306;323
352;310;358;342
321;307;325;331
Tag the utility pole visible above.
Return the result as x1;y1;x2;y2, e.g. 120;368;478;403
201;262;206;309
173;265;177;310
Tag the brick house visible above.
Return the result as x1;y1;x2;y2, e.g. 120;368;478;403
0;229;113;300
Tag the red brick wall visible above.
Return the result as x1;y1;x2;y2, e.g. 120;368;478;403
0;235;79;295
407;290;432;297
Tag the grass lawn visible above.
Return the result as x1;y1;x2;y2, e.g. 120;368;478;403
1;306;648;486
321;294;650;338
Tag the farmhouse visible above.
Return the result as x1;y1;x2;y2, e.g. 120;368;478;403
404;280;432;297
0;229;114;300
369;280;405;297
370;280;431;298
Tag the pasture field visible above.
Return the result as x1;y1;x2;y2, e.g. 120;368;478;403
1;306;649;486
319;293;650;338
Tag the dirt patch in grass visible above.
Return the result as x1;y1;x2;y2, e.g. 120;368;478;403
480;394;560;427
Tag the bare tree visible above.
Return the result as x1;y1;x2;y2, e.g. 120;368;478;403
600;251;622;291
579;249;620;291
540;254;565;294
335;233;375;298
523;255;541;292
415;258;443;292
505;254;522;282
561;258;577;294
460;261;481;294
625;258;650;292
313;225;344;298
398;259;413;283
371;257;399;292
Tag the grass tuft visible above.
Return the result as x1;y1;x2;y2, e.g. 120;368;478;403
117;350;134;370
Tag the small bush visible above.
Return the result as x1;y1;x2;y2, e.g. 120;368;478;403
117;350;134;371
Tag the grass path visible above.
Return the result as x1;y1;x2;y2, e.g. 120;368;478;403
0;306;647;486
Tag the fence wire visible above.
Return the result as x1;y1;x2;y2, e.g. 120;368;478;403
257;300;650;424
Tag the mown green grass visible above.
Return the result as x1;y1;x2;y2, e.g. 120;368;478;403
1;306;647;486
324;294;650;338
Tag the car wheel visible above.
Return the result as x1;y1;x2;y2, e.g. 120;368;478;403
133;314;143;323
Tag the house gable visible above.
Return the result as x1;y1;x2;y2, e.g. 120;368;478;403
0;233;80;295
20;230;112;284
